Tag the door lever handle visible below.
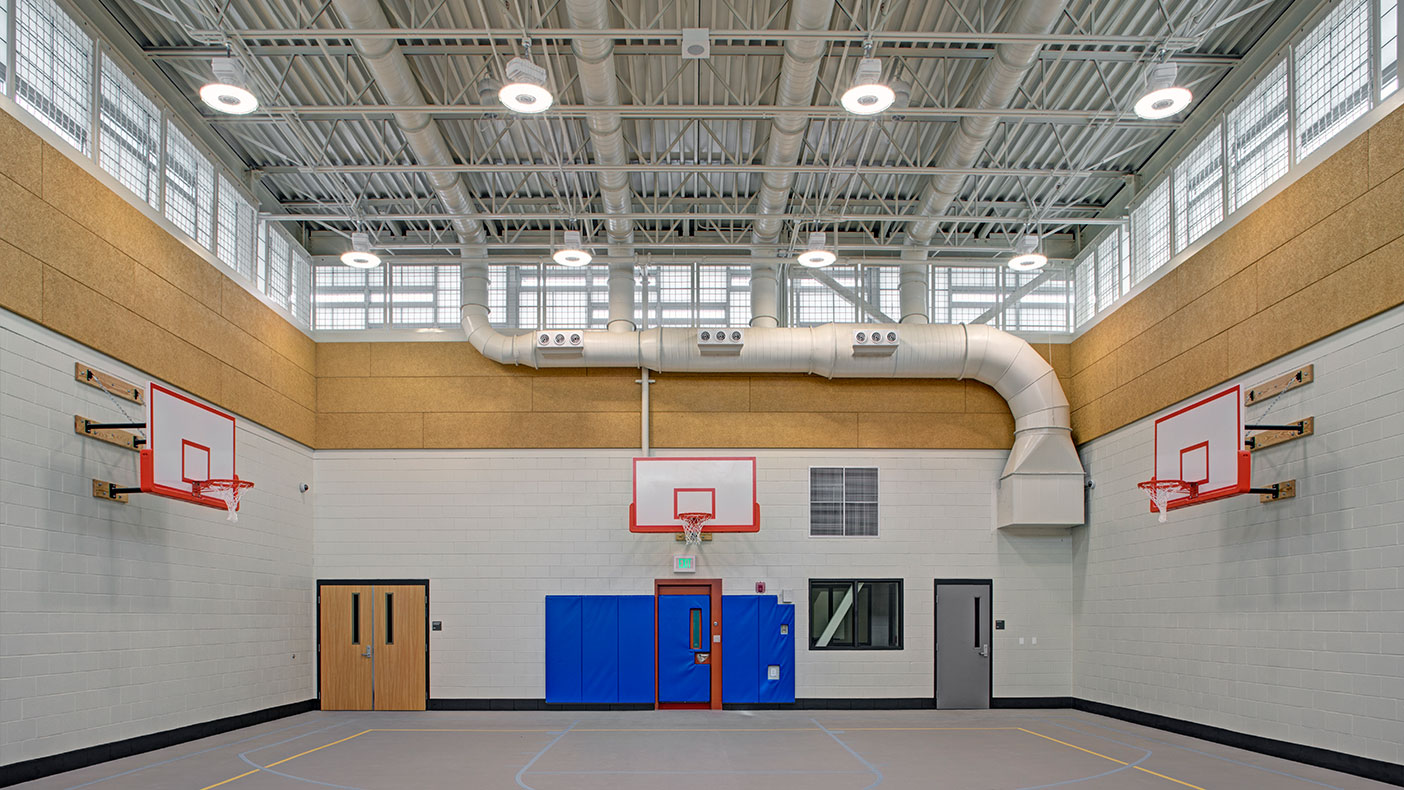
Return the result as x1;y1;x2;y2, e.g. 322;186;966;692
361;645;372;658
978;644;989;658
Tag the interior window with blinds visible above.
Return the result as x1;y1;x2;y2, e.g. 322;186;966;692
810;467;878;537
809;579;902;649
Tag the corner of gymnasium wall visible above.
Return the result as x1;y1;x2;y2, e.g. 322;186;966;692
1067;103;1404;446
0;105;317;447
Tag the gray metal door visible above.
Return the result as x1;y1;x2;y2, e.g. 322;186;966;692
935;582;991;709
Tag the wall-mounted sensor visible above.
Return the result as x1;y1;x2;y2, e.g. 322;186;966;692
299;483;310;493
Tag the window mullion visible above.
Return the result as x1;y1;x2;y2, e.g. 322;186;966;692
87;35;100;165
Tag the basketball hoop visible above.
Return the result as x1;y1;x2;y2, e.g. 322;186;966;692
677;512;712;547
1137;478;1194;523
192;478;255;522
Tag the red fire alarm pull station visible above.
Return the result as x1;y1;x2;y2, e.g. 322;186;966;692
755;582;766;593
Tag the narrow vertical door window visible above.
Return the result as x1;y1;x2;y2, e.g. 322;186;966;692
351;593;360;644
385;592;394;644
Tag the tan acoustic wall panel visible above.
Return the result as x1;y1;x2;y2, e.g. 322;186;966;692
21;98;1402;452
0;107;316;446
1069;105;1404;444
314;353;1056;449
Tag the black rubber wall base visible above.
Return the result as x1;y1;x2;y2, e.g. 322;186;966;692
1070;698;1403;787
0;699;317;788
6;697;1399;788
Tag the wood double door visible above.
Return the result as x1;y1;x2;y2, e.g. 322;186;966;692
319;582;427;710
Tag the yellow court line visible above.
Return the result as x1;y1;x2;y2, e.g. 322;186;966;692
197;768;260;790
835;727;1022;731
1017;728;1129;765
264;730;373;768
369;728;560;733
1017;728;1207;790
196;730;373;790
1133;766;1209;790
572;727;821;732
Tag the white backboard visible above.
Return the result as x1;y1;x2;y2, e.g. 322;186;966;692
141;383;237;508
1152;385;1247;508
631;457;759;533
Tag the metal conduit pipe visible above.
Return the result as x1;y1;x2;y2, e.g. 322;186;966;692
460;270;1084;528
903;0;1068;253
749;0;835;327
565;0;638;331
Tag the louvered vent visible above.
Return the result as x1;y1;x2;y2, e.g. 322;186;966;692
810;467;878;537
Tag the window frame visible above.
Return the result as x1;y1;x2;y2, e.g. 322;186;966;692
808;578;904;651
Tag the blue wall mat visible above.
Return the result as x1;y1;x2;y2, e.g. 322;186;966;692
759;598;797;703
544;596;583;704
658;594;711;703
617;596;655;703
581;597;619;703
721;596;760;703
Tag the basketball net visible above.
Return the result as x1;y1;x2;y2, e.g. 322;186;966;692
678;512;712;547
193;478;255;522
1137;479;1191;523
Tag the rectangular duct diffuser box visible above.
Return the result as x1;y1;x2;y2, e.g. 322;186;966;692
537;330;585;354
852;329;899;356
699;328;744;355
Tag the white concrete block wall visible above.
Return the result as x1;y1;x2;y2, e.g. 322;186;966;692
1073;304;1404;764
313;448;1073;700
0;310;316;764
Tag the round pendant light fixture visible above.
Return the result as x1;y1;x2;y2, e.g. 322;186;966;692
341;231;381;269
1133;63;1192;120
796;232;837;268
200;58;259;115
840;57;895;116
499;56;553;114
553;230;592;267
1007;234;1048;271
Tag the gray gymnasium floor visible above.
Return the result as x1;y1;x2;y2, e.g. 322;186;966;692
13;709;1395;790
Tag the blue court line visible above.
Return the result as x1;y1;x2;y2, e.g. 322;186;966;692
811;718;884;790
61;715;344;790
1041;716;1346;790
514;719;580;790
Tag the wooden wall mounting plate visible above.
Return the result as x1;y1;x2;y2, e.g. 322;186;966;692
75;363;144;405
74;415;143;451
1245;365;1312;406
